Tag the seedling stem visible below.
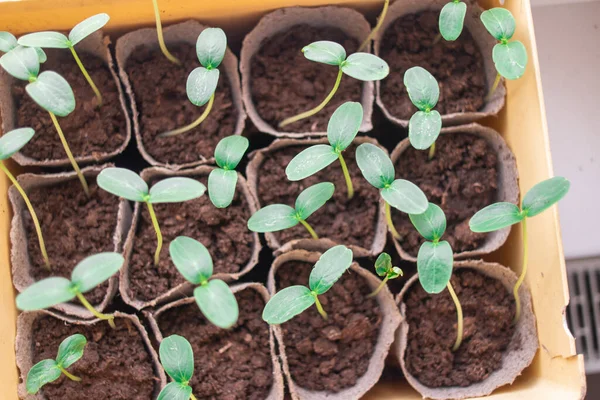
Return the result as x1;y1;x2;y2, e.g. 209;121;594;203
152;0;181;65
337;153;354;199
75;292;115;328
385;202;401;239
57;365;81;382
358;0;389;51
190;395;198;400
159;93;215;138
486;73;502;101
145;201;163;266
299;219;319;240
368;276;389;298
313;293;328;320
514;217;528;323
446;281;464;351
428;142;436;160
68;46;102;106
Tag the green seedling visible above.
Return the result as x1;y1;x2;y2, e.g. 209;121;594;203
208;135;249;208
26;334;87;394
97;167;206;266
286;101;362;199
18;13;110;106
158;335;198;400
151;0;180;65
470;176;569;323
0;128;49;269
355;142;428;239
279;41;389;128
439;1;467;41
247;182;335;240
160;28;227;138
480;8;528;99
263;245;353;323
404;66;442;159
358;0;390;51
368;252;403;297
169;236;239;328
16;252;124;328
0;46;89;195
0;31;47;63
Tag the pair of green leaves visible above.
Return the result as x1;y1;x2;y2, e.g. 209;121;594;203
208;135;249;208
26;334;87;394
262;245;353;324
404;67;442;150
0;127;35;161
470;177;570;232
169;236;239;328
480;8;528;80
374;252;402;280
0;31;47;63
187;28;227;107
16;252;124;311
439;1;467;42
158;335;196;400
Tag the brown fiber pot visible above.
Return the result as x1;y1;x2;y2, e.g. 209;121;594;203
246;137;387;258
373;0;506;127
390;123;519;262
240;6;373;138
0;31;132;167
9;164;131;319
146;282;285;400
15;310;166;400
115;20;246;170
120;165;261;310
395;260;538;399
268;249;401;400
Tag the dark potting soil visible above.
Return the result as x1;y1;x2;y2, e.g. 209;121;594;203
125;43;237;165
250;25;363;133
128;174;254;301
404;269;516;387
31;315;157;399
379;11;487;119
276;261;382;392
256;144;380;250
24;178;120;305
157;288;274;399
13;49;127;161
392;133;496;256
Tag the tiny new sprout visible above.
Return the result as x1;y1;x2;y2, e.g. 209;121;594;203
368;252;403;297
160;28;227;138
26;334;87;394
0;128;50;269
0;31;47;63
263;245;353;323
286;102;362;199
439;0;467;41
208;135;249;208
470;176;570;323
158;335;198;400
18;13;110;106
16;252;124;328
355;143;428;239
358;0;390;51
404;66;442;160
169;236;239;328
279;41;389;128
97;167;206;266
151;0;180;65
247;182;335;240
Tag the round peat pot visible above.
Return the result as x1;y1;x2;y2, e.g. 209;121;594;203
0;31;131;167
396;260;538;399
268;249;401;400
115;20;246;170
240;6;374;138
373;0;506;127
389;123;518;261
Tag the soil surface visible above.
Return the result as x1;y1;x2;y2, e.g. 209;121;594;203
404;269;516;387
13;49;127;161
24;177;120;305
392;133;497;255
276;261;382;392
125;43;237;165
128;174;254;301
250;25;363;133
157;288;274;399
379;11;487;119
31;315;157;399
256;144;380;250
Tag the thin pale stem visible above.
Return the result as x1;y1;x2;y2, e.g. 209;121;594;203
69;46;102;106
280;69;343;128
48;112;89;197
75;292;115;329
313;295;328;320
145;202;163;266
0;162;50;270
152;0;181;65
299;219;319;240
338;153;354;199
447;281;464;351
486;73;502;102
385;202;401;239
190;394;197;400
359;0;390;51
368;275;389;298
58;365;81;382
513;217;528;324
433;33;442;45
159;94;215;137
428;142;436;160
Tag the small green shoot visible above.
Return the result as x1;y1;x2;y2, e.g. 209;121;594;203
159;28;227;138
439;1;467;41
263;245;353;323
208;135;249;208
470;176;569;323
279;41;389;128
151;0;181;65
16;253;124;328
286;101;362;199
358;0;390;51
158;335;197;400
368;252;402;297
26;333;87;394
0;31;47;63
97;167;206;266
169;236;239;328
247;182;335;240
